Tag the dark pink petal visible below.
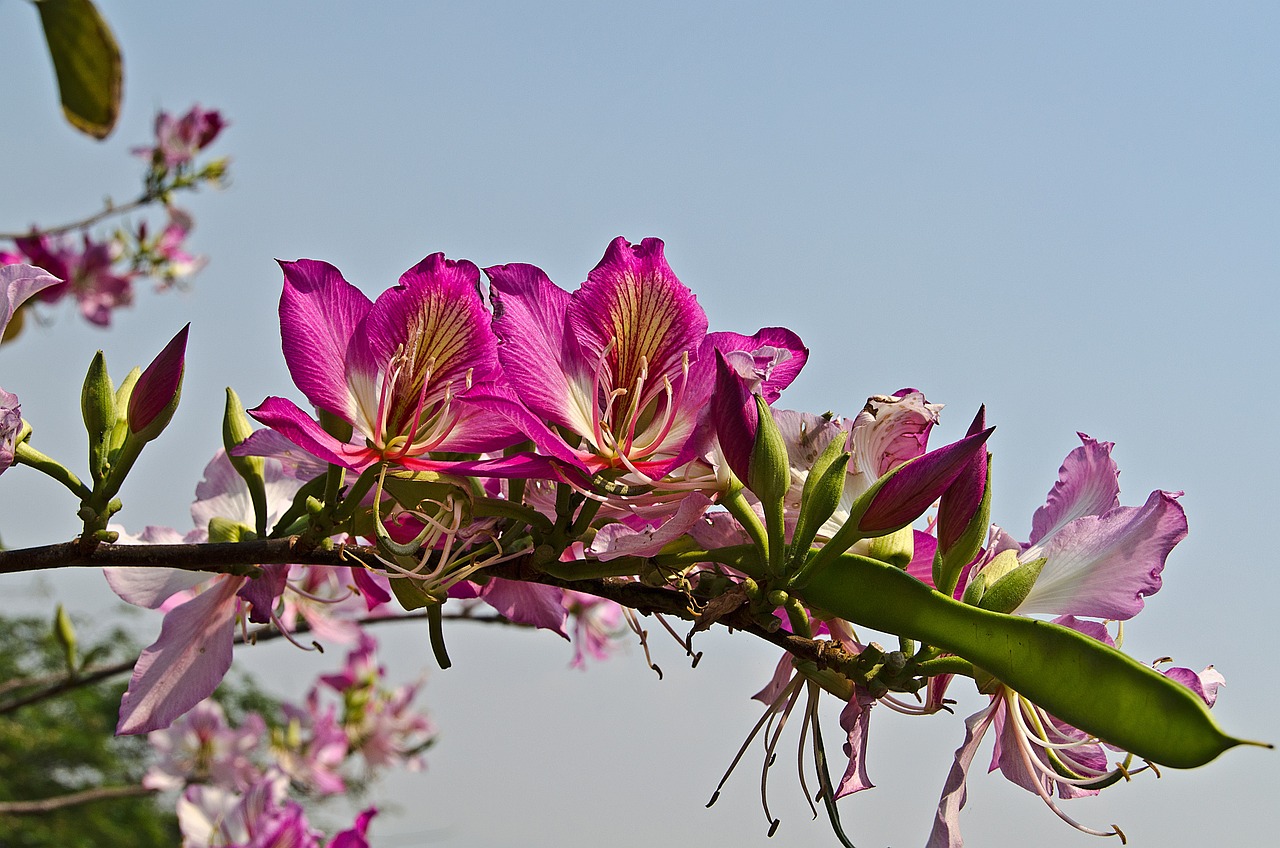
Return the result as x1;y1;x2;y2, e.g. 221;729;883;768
349;566;392;611
428;397;526;454
834;688;877;798
1028;434;1121;546
128;325;189;435
485;262;582;430
927;705;997;848
236;563;289;624
569;237;708;402
480;578;569;637
702;327;809;403
860;428;994;535
327;808;378;848
247;396;377;471
464;382;591;467
362;254;501;397
278;259;372;421
903;530;940;587
116;576;244;734
1016;490;1187;620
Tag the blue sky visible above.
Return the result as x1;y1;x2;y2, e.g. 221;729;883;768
2;2;1277;845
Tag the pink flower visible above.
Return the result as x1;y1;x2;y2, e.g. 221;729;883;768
136;104;227;169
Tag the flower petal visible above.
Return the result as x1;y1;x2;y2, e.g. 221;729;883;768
1;263;62;333
485;261;587;433
927;706;997;848
589;492;713;560
247;396;376;471
569;237;708;400
116;576;243;734
1015;490;1187;620
834;688;877;798
1028;434;1121;546
480;578;569;637
278;259;372;421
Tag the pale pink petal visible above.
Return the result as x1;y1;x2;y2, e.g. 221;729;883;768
117;576;244;734
1028;434;1121;546
1016;490;1187;620
480;578;569;637
589;492;713;560
927;706;998;848
104;566;213;609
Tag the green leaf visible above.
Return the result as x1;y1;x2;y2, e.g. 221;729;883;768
35;0;122;139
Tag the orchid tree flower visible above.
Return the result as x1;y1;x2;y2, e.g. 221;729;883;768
484;237;807;488
926;434;1192;846
965;433;1187;621
247;255;543;479
107;450;328;734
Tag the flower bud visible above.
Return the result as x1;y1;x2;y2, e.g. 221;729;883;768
127;324;189;442
81;350;116;483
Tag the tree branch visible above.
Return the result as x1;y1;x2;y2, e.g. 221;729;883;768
0;784;156;815
0;608;517;716
0;538;884;711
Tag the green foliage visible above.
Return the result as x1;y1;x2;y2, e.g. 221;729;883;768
0;613;280;846
0;616;176;846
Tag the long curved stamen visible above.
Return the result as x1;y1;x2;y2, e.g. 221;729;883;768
708;673;805;809
590;339;617;453
617;355;649;455
1005;693;1129;841
383;358;436;460
631;350;690;456
375;346;407;446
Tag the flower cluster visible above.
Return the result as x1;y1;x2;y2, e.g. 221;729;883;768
223;235;1230;844
1;105;225;329
145;635;412;848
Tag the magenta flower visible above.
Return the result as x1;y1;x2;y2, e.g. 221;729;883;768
485;237;807;483
135;104;227;169
248;255;540;477
10;232;133;326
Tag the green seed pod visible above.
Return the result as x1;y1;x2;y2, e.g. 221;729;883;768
796;552;1262;769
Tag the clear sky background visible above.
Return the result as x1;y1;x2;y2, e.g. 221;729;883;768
2;2;1277;846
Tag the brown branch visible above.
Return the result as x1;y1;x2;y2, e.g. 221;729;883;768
0;538;870;708
0;608;515;716
0;784;156;815
0;194;155;241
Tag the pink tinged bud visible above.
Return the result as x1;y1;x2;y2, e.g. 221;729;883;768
712;349;757;484
935;406;987;553
128;324;189;440
859;426;995;535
